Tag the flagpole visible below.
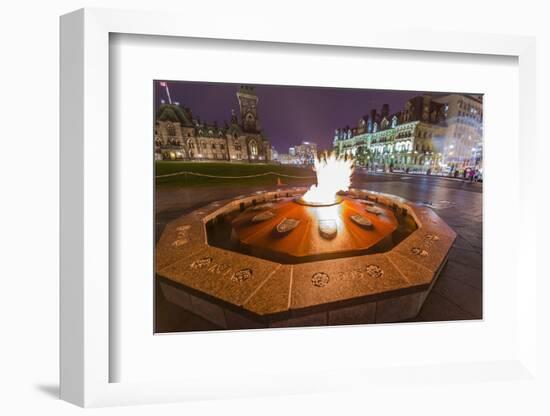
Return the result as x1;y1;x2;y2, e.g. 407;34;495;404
159;81;172;104
165;83;172;104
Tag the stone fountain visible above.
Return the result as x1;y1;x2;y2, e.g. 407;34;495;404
156;154;456;329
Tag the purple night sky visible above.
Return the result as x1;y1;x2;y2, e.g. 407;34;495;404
154;81;441;152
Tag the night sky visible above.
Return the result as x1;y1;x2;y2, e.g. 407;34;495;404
154;81;437;152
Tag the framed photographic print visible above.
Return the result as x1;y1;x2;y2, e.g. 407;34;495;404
153;80;481;333
60;7;541;409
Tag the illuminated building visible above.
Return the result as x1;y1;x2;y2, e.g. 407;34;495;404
154;85;270;162
333;94;483;171
432;94;483;169
277;153;302;165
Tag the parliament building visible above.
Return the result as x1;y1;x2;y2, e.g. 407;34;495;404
333;93;483;171
154;86;271;162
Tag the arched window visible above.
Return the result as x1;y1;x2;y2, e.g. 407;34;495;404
245;113;255;131
166;122;176;137
249;140;258;157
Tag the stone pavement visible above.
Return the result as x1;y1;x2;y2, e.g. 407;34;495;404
360;176;482;322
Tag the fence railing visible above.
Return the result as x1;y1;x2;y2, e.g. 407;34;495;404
155;170;316;179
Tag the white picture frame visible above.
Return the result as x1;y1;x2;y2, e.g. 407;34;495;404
60;7;540;408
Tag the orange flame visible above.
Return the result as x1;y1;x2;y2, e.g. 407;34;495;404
301;152;355;205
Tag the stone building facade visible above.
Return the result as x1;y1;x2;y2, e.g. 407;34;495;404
154;86;270;162
432;93;483;169
333;94;483;171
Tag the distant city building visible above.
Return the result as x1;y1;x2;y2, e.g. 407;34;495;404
333;94;482;171
432;94;483;169
154;85;271;162
278;153;301;165
288;147;296;157
292;141;318;165
269;146;279;161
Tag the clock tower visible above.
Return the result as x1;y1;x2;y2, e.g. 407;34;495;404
237;85;260;133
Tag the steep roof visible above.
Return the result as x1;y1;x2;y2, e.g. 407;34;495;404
156;104;194;126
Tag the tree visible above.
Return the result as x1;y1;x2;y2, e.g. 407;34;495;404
354;145;372;168
355;146;365;166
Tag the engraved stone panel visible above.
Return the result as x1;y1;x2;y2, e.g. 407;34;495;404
291;254;410;310
158;246;280;308
393;228;455;273
385;251;435;287
155;214;206;271
243;265;292;316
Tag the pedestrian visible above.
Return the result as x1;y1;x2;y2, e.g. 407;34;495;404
473;169;481;183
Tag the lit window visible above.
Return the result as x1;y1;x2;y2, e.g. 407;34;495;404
249;140;258;156
166;123;176;136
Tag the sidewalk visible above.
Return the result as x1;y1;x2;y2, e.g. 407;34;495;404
367;170;483;184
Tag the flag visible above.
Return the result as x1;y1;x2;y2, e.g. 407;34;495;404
159;81;167;87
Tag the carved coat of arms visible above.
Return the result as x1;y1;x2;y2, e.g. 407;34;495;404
318;219;337;239
275;218;300;234
350;214;373;229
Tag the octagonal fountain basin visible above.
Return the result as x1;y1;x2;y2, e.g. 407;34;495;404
208;192;416;264
155;187;457;330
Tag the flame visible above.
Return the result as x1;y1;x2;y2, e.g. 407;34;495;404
301;152;355;205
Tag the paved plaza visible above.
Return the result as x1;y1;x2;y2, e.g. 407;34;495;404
155;172;482;332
